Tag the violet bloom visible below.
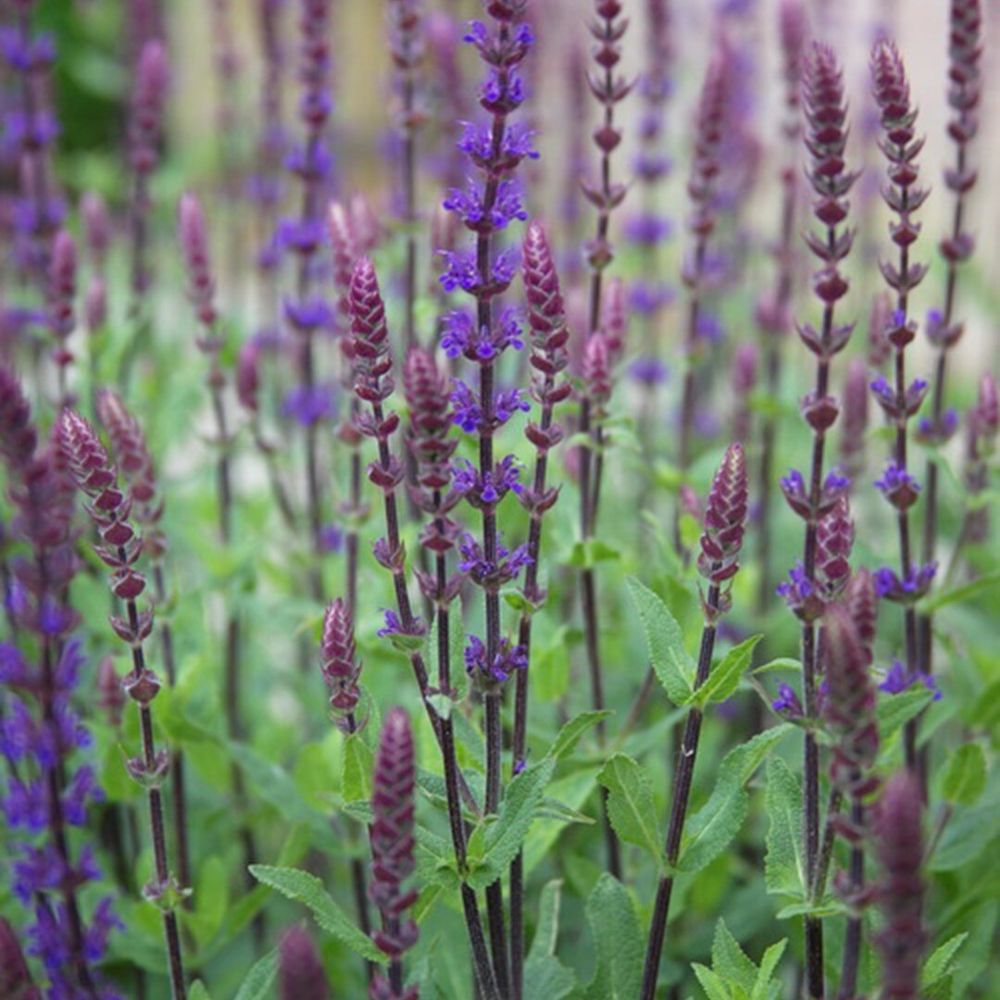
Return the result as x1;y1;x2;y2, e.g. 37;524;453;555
879;661;942;701
0;368;118;995
278;926;329;1000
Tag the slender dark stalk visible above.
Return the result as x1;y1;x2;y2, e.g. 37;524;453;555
755;0;805;616
838;800;865;999
640;445;747;998
917;0;982;781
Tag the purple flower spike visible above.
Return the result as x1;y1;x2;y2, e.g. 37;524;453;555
369;708;419;975
130;40;169;175
874;771;927;998
697;443;748;589
178;192;218;330
320;598;362;718
279;926;329;1000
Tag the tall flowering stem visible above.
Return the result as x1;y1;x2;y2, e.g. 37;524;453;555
507;222;571;998
1;370;117;997
640;444;748;1000
348;257;498;998
439;5;535;990
388;0;425;349
56;410;187;1000
178;192;261;927
874;771;926;999
777;44;856;997
821;593;880;999
676;46;730;550
917;1;982;706
127;39;168;329
870;41;930;774
97;388;193;902
629;0;673;450
754;0;805;614
285;0;334;600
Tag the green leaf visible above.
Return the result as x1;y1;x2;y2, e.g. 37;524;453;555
533;626;575;701
182;855;229;948
233;949;278;1000
567;538;621;568
596;754;663;865
695;635;762;707
524;880;575;1000
467;758;556;889
693;964;731;1000
752;940;788;1000
546;710;612;762
627;577;695;706
764;757;805;899
340;733;374;802
922;932;969;988
877;687;933;740
188;982;213;1000
249;865;384;963
752;657;801;675
941;744;987;806
712;919;757;993
583;874;643;999
917;569;1000;614
678;726;792;873
775;899;847;919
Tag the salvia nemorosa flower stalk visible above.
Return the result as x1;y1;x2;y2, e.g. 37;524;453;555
778;43;856;996
349;255;499;999
48;229;76;407
127;39;169;326
97;387;192;901
177;191;262;935
507;221;571;999
439;5;536;989
676;43;731;549
278;925;329;1000
869;40;932;775
821;598;880;999
387;0;425;349
1;368;118;997
56;409;186;999
1;0;63;281
640;443;748;1000
628;0;673;435
319;598;372;965
284;0;334;601
369;707;419;1000
874;770;926;1000
917;0;982;710
754;0;806;614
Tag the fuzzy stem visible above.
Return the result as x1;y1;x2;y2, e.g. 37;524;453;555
640;583;721;1000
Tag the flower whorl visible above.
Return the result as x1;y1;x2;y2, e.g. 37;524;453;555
698;443;748;591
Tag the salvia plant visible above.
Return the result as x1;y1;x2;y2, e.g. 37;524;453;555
0;2;996;999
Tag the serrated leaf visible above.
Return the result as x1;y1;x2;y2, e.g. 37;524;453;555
467;758;555;890
627;577;695;706
922;931;969;987
596;754;663;864
752;940;788;1000
678;726;792;873
941;744;987;806
233;949;277;1000
712;919;757;993
583;875;643;999
877;687;934;740
524;880;575;1000
249;865;384;962
693;963;731;1000
695;635;762;707
764;757;805;899
547;710;612;762
342;733;373;804
535;797;595;825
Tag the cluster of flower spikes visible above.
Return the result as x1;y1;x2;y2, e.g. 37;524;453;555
369;708;419;1000
48;230;76;377
97;389;166;561
697;442;748;619
129;39;168;176
0;2;64;274
0;367;119;993
625;0;674;333
320;598;362;726
874;770;927;998
822;588;880;802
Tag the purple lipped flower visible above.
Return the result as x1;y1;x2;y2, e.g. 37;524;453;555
772;683;803;718
465;634;528;686
874;461;920;511
872;563;937;604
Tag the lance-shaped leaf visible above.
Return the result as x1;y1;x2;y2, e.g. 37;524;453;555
627;577;696;705
764;756;806;900
583;875;643;999
524;880;575;1000
597;754;663;866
